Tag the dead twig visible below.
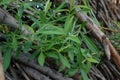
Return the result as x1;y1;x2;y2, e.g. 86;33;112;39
21;64;51;80
12;53;73;80
102;27;120;33
15;63;30;80
9;66;18;80
5;73;12;80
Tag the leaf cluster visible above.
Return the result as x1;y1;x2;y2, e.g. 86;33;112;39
0;0;101;80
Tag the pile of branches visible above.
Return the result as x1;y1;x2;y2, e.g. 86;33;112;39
0;0;120;80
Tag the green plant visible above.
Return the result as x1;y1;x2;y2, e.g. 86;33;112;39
0;0;101;80
108;21;120;52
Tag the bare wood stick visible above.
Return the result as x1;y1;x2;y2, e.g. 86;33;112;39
0;52;5;80
12;53;73;80
76;9;120;68
21;64;51;80
15;63;30;80
9;66;18;80
5;73;12;80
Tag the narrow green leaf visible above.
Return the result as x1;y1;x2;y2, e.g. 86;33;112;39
39;12;47;23
82;62;91;73
24;2;40;9
30;50;39;59
59;53;70;68
18;4;24;19
77;48;83;68
81;33;99;54
11;35;18;51
59;44;71;52
40;30;63;35
24;41;32;53
67;69;78;77
68;52;74;61
87;57;99;63
80;21;87;29
45;52;58;59
23;25;35;34
38;53;45;66
44;0;52;15
30;16;42;28
37;25;65;35
58;65;66;72
55;2;66;11
67;35;81;44
70;0;74;10
3;49;12;71
0;0;11;5
64;15;74;35
81;69;89;80
79;5;91;13
83;0;88;6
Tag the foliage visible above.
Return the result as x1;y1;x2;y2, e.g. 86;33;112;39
0;0;101;80
108;21;120;52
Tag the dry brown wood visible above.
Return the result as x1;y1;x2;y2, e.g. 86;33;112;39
76;9;120;68
12;53;73;80
104;60;120;77
9;66;18;80
103;27;120;33
0;52;5;80
15;63;30;80
21;64;51;80
91;66;106;80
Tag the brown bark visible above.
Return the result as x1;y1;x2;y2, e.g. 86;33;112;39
12;53;73;80
75;8;120;68
0;52;5;80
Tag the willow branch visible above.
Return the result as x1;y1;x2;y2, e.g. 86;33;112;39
75;7;120;68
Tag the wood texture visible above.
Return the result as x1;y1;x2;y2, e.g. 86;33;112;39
0;52;4;80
